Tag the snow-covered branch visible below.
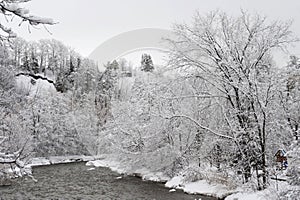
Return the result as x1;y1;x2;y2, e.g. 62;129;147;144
160;94;227;100
0;149;23;166
166;114;233;140
0;0;55;43
0;1;55;25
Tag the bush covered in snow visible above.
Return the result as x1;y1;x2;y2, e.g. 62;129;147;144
181;166;205;183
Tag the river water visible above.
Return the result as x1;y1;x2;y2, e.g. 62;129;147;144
0;162;217;200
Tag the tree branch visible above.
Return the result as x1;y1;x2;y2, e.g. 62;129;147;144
165;114;233;139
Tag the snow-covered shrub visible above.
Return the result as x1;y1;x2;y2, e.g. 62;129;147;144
205;170;238;190
165;156;189;177
181;166;205;183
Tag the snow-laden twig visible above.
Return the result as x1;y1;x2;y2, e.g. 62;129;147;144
165;114;233;140
160;94;227;100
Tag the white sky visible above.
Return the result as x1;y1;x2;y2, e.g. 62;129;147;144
12;0;300;63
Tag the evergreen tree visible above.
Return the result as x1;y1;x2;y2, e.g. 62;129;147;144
106;60;119;70
140;54;154;72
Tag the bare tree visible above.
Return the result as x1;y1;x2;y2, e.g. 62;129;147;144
167;10;298;189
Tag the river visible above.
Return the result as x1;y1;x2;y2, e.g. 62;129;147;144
0;162;217;200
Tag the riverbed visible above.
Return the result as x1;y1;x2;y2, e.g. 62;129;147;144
0;162;217;200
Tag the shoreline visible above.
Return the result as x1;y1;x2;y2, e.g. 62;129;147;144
86;156;233;199
24;156;226;199
3;155;293;200
85;155;296;200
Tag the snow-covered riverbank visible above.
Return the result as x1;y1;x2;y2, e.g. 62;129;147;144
26;155;101;167
86;155;298;200
1;155;101;186
86;156;234;199
5;155;101;177
3;155;296;199
86;157;170;183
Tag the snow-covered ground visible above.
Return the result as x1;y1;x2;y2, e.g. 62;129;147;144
225;180;292;200
4;155;100;178
26;155;100;167
165;175;233;198
86;157;169;182
1;155;100;186
86;156;234;198
86;155;299;200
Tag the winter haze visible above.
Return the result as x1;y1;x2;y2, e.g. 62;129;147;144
13;0;300;64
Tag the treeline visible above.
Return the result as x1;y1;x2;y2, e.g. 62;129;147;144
0;37;122;167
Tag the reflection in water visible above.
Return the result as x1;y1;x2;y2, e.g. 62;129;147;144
0;162;216;200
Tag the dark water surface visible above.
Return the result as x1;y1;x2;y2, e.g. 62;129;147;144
0;162;217;200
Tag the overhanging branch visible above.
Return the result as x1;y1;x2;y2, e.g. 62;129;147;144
165;114;233;139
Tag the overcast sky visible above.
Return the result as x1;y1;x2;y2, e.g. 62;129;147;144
13;0;300;62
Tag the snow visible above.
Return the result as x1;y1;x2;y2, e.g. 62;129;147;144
16;75;56;97
18;155;295;200
3;3;22;12
26;15;55;25
26;155;97;167
4;163;32;178
86;158;169;182
0;156;98;184
3;154;296;200
225;192;266;200
86;156;298;199
87;156;234;198
225;178;297;200
88;155;299;199
134;168;169;182
2;3;54;25
165;176;232;198
27;157;51;167
86;159;129;174
165;176;184;188
184;180;230;197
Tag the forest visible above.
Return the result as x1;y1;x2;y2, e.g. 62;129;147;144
0;1;299;199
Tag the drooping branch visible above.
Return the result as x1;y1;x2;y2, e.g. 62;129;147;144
0;1;55;25
0;138;28;168
0;0;55;43
166;114;233;140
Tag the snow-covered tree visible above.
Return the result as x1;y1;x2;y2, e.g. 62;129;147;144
284;56;300;140
0;0;56;180
141;54;154;72
0;62;33;181
167;10;297;189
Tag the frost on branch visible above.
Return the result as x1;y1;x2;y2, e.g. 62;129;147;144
167;10;298;190
0;0;55;44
